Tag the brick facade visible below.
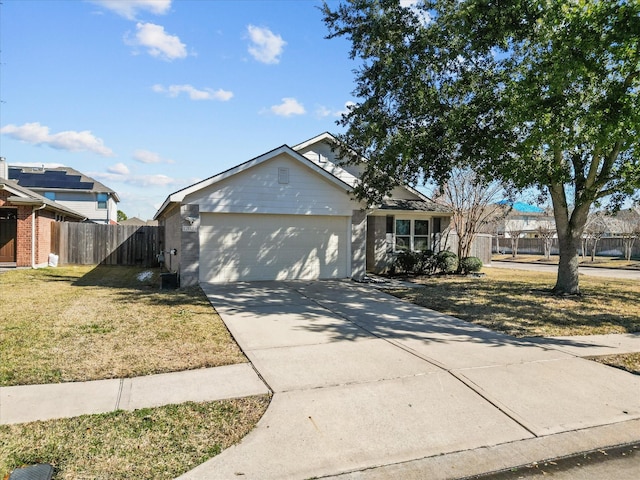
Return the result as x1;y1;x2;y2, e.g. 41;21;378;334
1;189;67;267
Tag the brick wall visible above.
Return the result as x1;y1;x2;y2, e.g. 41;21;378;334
36;210;56;265
16;206;33;266
0;190;59;267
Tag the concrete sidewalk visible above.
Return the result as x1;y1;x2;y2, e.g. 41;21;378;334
0;363;269;425
177;280;640;480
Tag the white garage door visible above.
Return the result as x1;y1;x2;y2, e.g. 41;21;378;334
200;213;350;283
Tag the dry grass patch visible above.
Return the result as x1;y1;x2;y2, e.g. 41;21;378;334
589;353;640;376
0;266;246;386
0;395;270;480
388;268;640;337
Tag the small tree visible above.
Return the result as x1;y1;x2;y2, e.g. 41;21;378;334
608;208;640;261
582;212;609;261
537;221;556;260
506;220;526;258
430;168;505;262
117;210;128;223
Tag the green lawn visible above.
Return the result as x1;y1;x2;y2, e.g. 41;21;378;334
0;265;246;386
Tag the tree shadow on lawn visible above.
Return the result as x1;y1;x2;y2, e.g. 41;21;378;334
392;276;640;337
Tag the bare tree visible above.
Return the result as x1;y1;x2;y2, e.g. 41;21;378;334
430;168;505;261
506;219;527;258
582;212;609;261
537;220;556;259
608;208;640;261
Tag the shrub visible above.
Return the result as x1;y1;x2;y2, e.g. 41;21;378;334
436;250;458;274
393;250;418;274
459;256;483;274
415;250;437;275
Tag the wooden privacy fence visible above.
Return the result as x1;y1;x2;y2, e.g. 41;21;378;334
445;233;493;265
51;223;164;267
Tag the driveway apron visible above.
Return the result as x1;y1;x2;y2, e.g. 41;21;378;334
178;280;640;480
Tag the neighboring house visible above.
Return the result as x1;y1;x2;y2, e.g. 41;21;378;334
495;201;556;238
119;217;159;226
154;133;453;286
8;165;120;224
0;160;86;267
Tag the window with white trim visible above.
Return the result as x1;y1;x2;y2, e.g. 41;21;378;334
394;218;430;252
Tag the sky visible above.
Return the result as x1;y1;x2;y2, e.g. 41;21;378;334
0;0;364;220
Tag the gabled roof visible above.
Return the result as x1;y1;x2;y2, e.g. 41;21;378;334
0;179;86;220
154;144;354;220
379;199;452;213
9;166;120;202
293;132;434;204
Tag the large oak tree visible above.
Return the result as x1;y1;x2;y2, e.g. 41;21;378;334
323;0;640;294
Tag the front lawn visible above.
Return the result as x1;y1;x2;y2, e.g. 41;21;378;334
0;395;270;480
0;266;246;386
387;267;640;375
388;267;640;337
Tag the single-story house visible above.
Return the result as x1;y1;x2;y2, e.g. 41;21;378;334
0;167;86;267
8;165;120;224
154;133;453;286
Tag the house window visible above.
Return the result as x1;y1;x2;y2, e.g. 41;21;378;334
44;192;55;200
414;220;430;251
97;193;108;209
395;218;430;252
395;219;411;251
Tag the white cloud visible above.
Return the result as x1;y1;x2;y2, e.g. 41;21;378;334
132;149;174;164
108;162;130;175
152;84;233;101
315;101;355;119
91;171;192;187
315;106;332;118
128;22;187;61
399;0;432;23
270;98;305;117
336;101;356;117
247;25;286;64
91;0;172;20
8;162;65;169
1;122;114;157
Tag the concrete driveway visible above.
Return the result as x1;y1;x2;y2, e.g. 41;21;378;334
178;280;640;480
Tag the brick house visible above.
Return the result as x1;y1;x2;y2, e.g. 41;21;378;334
1;161;85;267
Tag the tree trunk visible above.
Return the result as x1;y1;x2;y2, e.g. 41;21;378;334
554;233;581;294
549;180;588;295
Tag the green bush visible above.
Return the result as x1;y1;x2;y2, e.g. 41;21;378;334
459;256;483;274
393;250;418;274
415;250;437;275
436;250;458;274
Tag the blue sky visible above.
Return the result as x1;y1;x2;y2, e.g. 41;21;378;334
0;0;360;220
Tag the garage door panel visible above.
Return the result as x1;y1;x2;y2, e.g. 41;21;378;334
200;214;349;283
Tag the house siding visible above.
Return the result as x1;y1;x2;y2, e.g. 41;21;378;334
351;210;367;281
159;205;182;275
44;192;114;224
186;154;360;216
180;204;200;287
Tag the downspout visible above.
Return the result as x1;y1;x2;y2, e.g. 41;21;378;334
32;203;46;268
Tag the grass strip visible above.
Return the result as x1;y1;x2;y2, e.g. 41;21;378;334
0;395;270;480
